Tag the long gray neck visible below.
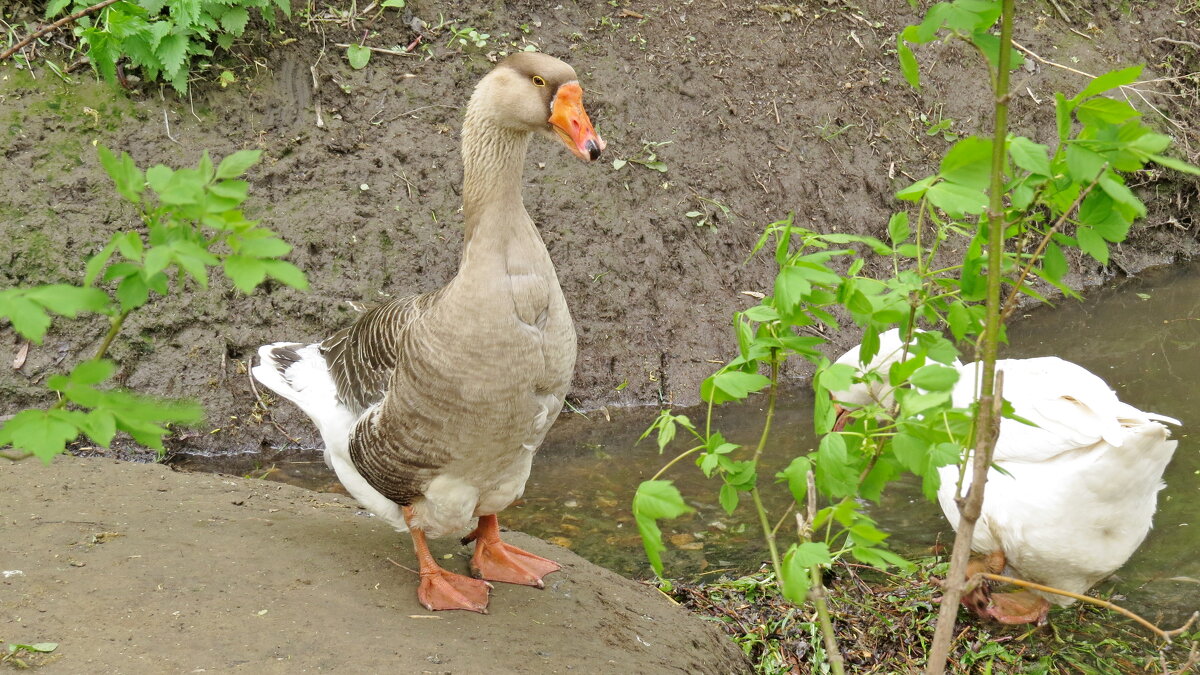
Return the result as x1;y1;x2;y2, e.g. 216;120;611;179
460;102;532;247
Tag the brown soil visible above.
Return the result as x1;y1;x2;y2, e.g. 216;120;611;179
2;1;1198;454
1;455;749;672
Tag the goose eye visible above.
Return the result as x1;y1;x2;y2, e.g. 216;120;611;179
531;75;546;87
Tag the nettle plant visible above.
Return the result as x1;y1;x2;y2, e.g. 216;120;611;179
0;147;305;462
634;0;1198;671
44;0;291;92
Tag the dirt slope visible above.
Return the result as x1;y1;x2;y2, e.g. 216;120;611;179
0;2;1197;451
1;456;749;673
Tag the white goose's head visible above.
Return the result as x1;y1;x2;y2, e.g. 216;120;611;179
473;52;606;162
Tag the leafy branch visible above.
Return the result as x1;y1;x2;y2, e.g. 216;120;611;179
635;0;1200;671
1;146;307;462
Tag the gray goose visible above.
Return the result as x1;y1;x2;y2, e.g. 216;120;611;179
252;53;604;613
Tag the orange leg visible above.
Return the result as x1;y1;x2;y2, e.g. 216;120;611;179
462;514;561;587
403;507;491;613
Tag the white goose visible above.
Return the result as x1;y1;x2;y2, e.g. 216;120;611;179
252;53;604;613
833;329;1180;624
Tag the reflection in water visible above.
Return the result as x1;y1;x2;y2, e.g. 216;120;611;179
176;262;1200;623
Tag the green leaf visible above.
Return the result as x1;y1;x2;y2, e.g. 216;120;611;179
97;145;145;202
0;294;52;343
116;273;150;311
633;480;692;520
814;433;857;498
1065;144;1107;183
773;266;812;314
215;150;262;180
26;285;109;317
909;364;959;392
926;180;987;217
116;231;144;261
85;236;121;287
143;246;174;278
223;255;268;293
1076;97;1140;126
818;363;857;394
347;44;371;69
718;482;738;515
80;27;119;84
236;237;292;258
1042;241;1068;282
209;179;250;201
23;643;58;653
890;433;929;474
946;301;971;341
700;370;771;405
780;547;811;605
156;32;189;78
1076;226;1109;265
80;410;118;447
219;6;250;35
1149;154;1200;176
1098;176;1145;218
776;456;811;506
632;480;693;577
887;212;910;244
939;137;992;190
897;39;920;89
1073;65;1143;103
896;175;936;202
897;389;950;417
45;0;71;17
1055;92;1073;142
69;359;117;386
263;260;308;290
1008;136;1051;176
852;545;915;572
0;408;81;462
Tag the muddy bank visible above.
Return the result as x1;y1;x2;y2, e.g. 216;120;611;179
0;455;748;673
0;1;1197;454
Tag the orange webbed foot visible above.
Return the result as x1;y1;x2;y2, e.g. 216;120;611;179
464;514;561;587
986;590;1051;625
417;567;493;613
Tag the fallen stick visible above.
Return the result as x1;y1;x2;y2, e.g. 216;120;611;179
1;0;122;61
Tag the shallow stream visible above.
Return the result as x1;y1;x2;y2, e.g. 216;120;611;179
177;262;1200;623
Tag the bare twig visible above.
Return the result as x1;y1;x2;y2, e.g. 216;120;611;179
385;557;419;575
1;0;121;61
1152;37;1200;50
1047;0;1071;23
162;109;181;145
333;43;417;57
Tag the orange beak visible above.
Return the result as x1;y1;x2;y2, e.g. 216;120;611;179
548;82;605;162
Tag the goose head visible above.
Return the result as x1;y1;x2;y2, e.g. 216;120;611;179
472;52;606;161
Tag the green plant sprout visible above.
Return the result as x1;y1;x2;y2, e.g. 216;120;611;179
612;140;671;173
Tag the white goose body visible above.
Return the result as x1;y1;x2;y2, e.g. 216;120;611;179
252;53;605;612
939;356;1179;603
833;330;1179;612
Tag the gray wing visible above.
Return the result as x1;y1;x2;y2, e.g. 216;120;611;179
320;290;443;416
